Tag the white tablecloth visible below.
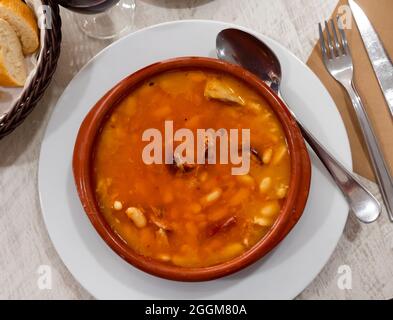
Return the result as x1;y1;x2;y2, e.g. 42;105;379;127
1;0;392;300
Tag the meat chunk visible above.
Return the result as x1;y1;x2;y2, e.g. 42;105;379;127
206;216;237;237
204;78;245;106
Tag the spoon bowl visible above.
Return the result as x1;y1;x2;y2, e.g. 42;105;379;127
217;29;282;93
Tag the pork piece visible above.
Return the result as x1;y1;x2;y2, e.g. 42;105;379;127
204;78;245;106
250;147;263;164
169;138;209;174
149;206;172;231
206;216;237;237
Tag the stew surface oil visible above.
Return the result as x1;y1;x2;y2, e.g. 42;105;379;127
93;69;291;268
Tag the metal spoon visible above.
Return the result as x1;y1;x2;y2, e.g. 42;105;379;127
216;28;381;223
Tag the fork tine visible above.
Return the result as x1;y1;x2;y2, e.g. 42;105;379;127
318;23;328;61
337;15;349;55
324;21;335;59
330;19;341;55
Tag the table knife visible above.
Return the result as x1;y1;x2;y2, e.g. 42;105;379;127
349;0;393;118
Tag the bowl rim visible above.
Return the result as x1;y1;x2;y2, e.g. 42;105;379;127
72;57;311;282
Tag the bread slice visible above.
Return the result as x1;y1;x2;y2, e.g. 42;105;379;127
0;0;39;55
0;18;27;87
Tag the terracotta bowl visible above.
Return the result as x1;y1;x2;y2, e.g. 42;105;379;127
73;57;311;282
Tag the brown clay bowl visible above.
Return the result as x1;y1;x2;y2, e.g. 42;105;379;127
73;57;311;282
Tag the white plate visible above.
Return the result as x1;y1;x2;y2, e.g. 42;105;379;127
39;20;350;300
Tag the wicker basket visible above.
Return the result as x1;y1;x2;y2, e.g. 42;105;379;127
0;0;62;139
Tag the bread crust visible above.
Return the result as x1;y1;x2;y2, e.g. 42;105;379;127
0;0;39;54
0;18;27;87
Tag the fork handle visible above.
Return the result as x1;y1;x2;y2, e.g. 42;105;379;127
344;81;393;221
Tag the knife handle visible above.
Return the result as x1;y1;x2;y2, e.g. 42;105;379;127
344;81;393;221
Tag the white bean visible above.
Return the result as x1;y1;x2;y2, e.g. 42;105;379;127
202;188;222;206
259;177;272;194
126;207;147;228
276;184;288;199
262;148;273;164
113;201;123;211
220;243;244;260
260;201;281;218
272;145;288;165
253;216;273;227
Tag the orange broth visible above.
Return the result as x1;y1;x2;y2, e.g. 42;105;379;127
93;69;291;268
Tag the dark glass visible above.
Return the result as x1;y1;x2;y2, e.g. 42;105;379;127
56;0;120;14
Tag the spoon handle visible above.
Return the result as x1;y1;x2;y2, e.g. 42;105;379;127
280;97;381;223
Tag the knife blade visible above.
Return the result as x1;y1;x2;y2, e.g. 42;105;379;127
349;0;393;118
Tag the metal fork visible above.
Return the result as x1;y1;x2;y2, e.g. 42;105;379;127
319;18;393;221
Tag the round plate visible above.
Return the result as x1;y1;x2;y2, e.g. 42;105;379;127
39;20;350;299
